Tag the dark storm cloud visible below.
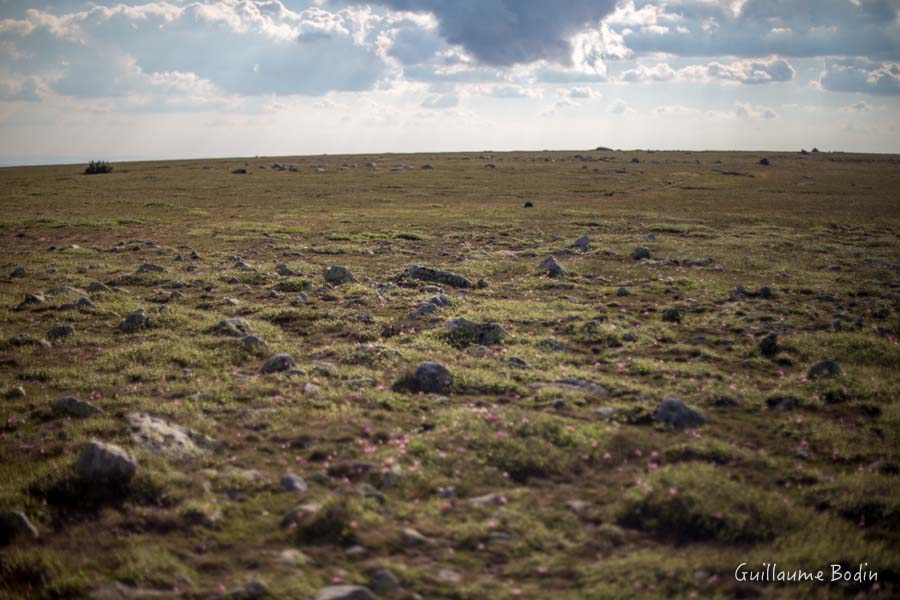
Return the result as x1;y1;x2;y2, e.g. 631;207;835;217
356;0;617;66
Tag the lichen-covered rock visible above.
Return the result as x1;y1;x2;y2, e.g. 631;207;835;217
126;413;215;461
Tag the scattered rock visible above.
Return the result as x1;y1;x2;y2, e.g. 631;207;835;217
53;396;103;418
281;474;309;493
766;395;801;411
537;337;567;351
445;318;506;346
759;158;770;166
808;359;841;379
537;255;568;277
468;493;504;509
414;361;452;393
573;235;591;252
126;413;215;461
88;582;171;599
5;386;25;399
508;357;530;369
8;333;51;349
0;511;39;546
46;324;75;341
240;335;267;350
324;266;355;285
534;378;610;398
76;440;138;486
401;527;430;546
314;586;376;600
88;281;112;293
616;287;630;297
59;297;96;311
661;308;683;323
405;265;472;288
16;292;47;309
118;309;150;333
631;246;651;260
137;262;166;274
260;353;295;374
368;567;401;596
595;406;615;420
228;579;271;600
10;266;26;278
523;201;534;208
212;318;252;337
655;398;707;430
275;263;299;277
410;303;437;318
758;333;779;357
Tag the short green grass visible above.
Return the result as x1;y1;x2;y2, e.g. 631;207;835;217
1;149;899;598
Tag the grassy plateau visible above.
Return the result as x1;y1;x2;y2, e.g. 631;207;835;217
0;149;899;599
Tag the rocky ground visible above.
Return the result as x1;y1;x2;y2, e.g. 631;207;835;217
1;150;899;599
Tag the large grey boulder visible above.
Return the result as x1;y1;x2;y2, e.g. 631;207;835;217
414;362;452;393
76;441;138;485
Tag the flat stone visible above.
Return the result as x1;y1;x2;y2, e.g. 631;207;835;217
314;586;376;600
406;265;472;288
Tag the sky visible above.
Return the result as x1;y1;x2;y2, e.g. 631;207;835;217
0;0;899;165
